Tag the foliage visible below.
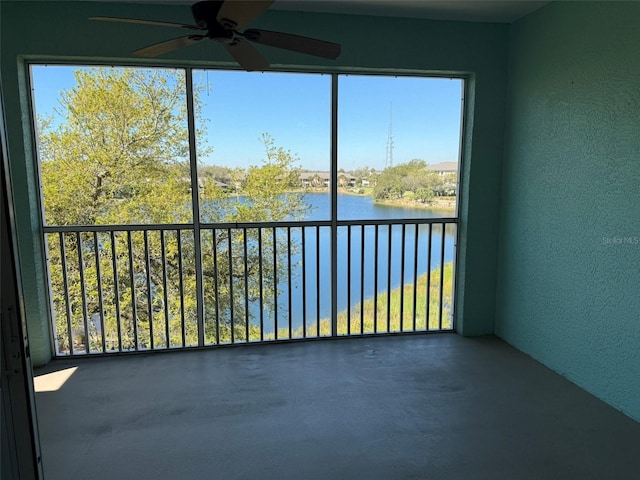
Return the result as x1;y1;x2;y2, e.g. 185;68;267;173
199;164;234;185
415;188;434;203
338;261;455;333
40;68;193;226
39;67;307;352
433;172;457;196
351;166;375;183
281;261;455;339
372;159;442;202
338;173;349;188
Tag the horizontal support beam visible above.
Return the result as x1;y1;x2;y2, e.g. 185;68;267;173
43;217;458;233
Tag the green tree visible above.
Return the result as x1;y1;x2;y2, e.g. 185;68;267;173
432;172;457;196
415;187;434;203
351;166;372;184
338;173;349;188
372;168;403;199
372;159;439;201
199;164;234;185
40;68;194;226
39;67;307;352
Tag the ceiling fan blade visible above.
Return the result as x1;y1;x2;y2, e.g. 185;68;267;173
216;0;274;30
244;29;341;59
133;35;206;58
90;16;204;30
223;38;270;71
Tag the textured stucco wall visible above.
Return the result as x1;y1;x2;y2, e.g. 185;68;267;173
497;1;640;421
1;1;508;365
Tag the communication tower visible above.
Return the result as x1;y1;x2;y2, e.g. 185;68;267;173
384;104;394;169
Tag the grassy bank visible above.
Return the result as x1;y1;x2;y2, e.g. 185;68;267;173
373;195;456;212
263;261;454;340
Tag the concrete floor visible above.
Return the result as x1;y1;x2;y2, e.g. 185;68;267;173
34;334;640;480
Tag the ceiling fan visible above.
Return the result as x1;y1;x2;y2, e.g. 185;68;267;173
90;0;341;71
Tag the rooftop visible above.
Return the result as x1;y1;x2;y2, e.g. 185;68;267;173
427;162;458;172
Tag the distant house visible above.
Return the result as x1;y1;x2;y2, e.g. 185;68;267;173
183;176;206;191
185;177;230;192
299;171;371;188
426;163;457;196
427;162;458;176
300;171;331;188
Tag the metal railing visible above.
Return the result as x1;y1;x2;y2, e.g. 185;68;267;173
44;218;457;356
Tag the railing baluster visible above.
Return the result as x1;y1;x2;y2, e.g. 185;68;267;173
177;230;186;347
93;232;106;353
386;225;392;333
439;222;446;330
228;228;234;344
59;233;74;355
244;227;249;343
110;231;122;352
160;230;170;348
360;225;365;335
127;231;138;351
426;224;433;331
449;223;457;330
412;225;419;332
257;228;264;342
347;225;351;336
315;225;320;337
212;228;220;345
144;230;153;350
287;227;292;339
273;227;278;340
301;226;307;339
374;224;379;334
76;232;90;353
400;224;406;332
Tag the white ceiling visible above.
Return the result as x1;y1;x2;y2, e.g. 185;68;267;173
76;0;550;23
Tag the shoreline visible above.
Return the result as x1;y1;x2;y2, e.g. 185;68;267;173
372;197;456;212
294;187;457;212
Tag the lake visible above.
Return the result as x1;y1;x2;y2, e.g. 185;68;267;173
239;193;456;330
304;192;455;221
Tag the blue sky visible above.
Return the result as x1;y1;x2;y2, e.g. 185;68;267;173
31;65;462;171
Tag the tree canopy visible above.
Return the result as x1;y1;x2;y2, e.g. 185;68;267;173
38;67;308;352
372;159;441;202
40;68;195;226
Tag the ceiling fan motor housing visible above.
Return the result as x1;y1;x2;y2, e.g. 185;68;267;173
192;0;235;41
191;1;222;26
